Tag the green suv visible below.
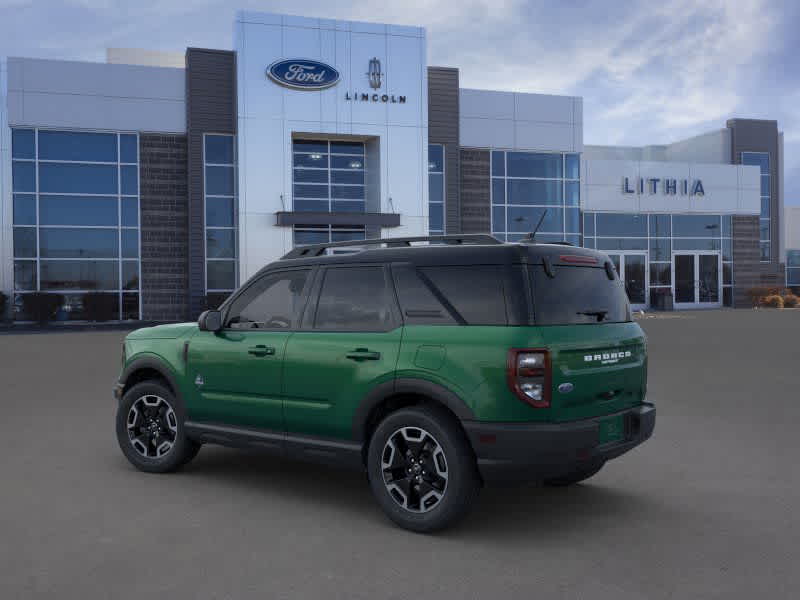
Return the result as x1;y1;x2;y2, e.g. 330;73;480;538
114;235;655;532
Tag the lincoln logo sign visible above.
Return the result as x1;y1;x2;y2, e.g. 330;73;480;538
266;59;340;90
623;176;705;196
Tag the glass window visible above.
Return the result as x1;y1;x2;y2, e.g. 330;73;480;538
122;293;140;320
293;168;328;184
121;165;138;195
722;238;732;262
761;197;770;219
40;260;119;290
40;195;118;226
12;161;36;192
565;207;580;234
565;154;580;180
429;202;444;233
507;206;563;234
649;214;671;238
14;261;37;291
492;207;505;234
13;228;37;258
294;199;328;212
206;229;236;258
294;153;329;168
13;194;36;225
121;229;139;259
122;261;139;290
206;197;234;227
672;215;721;237
428;145;444;172
650;264;671;286
331;170;364;185
227;270;310;329
205;135;235;164
391;265;456;325
787;251;800;268
294;184;329;199
207;260;236;291
723;263;732;285
421;266;507;325
530;265;630;325
314;267;393;331
565;181;580;206
788;269;800;286
38;131;117;162
12;129;36;159
721;215;732;237
331;156;363;170
673;238;721;251
293;140;328;154
595;213;647;237
760;242;770;262
120;135;138;163
39;163;118;194
583;213;595;237
491;179;505;205
331;185;364;200
649;238;671;261
39;228;118;258
121;198;139;227
507;152;562;178
759;220;770;241
206;166;235;196
723;287;732;307
507;180;562;205
491;151;505;177
429;173;444;204
331;227;366;242
596;238;648;251
741;152;769;174
330;141;364;155
760;175;770;197
332;200;365;213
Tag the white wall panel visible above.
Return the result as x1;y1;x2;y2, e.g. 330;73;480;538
514;121;574;152
460;117;514;149
460;89;514;120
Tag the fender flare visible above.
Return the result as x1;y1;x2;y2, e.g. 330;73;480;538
351;378;475;442
119;356;184;408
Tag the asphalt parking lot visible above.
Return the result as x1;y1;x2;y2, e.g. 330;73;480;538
1;309;799;599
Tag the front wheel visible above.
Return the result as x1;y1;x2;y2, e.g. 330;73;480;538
367;405;480;533
115;381;200;473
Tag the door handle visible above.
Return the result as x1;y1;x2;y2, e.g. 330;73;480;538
248;345;275;357
346;348;381;361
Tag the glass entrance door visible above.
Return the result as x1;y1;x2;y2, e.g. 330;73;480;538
608;253;648;309
672;252;721;309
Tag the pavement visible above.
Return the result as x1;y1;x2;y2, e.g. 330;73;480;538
1;309;799;599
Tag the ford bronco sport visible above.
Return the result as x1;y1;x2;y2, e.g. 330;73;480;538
114;235;655;532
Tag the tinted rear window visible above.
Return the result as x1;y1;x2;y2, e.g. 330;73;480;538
530;265;631;325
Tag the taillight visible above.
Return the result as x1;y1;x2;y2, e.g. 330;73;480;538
507;349;551;408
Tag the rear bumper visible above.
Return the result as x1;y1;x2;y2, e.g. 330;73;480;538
463;403;655;483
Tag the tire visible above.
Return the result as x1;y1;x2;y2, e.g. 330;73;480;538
115;380;200;473
367;405;480;533
543;461;605;487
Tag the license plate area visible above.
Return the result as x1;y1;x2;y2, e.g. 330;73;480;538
598;414;625;444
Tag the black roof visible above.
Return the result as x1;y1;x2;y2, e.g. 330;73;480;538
260;235;609;274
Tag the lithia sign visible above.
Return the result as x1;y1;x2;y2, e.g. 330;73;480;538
267;57;406;103
623;176;705;196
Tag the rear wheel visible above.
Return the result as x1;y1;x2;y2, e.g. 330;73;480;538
367;405;480;533
543;461;605;486
115;380;200;473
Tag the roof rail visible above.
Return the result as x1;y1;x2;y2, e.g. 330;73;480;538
281;234;502;259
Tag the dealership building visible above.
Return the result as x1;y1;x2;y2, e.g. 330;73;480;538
0;10;795;321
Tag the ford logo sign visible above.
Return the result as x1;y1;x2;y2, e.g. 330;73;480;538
267;59;340;90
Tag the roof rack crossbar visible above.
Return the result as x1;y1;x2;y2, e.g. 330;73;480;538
281;234;501;259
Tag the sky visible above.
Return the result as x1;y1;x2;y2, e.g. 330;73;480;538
1;0;798;205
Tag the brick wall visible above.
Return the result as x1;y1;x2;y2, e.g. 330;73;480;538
732;215;787;307
459;149;490;234
139;134;189;321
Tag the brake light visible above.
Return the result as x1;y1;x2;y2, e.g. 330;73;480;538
507;349;551;408
560;254;598;265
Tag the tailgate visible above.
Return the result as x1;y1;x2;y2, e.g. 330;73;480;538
541;322;646;422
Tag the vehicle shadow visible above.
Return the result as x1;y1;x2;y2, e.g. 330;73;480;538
176;446;662;539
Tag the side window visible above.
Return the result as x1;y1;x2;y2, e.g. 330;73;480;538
420;266;508;325
314;266;393;331
391;264;457;325
226;269;310;329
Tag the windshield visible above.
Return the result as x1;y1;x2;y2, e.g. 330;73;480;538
529;265;631;325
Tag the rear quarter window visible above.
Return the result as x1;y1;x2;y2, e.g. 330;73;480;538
530;265;631;325
420;266;508;325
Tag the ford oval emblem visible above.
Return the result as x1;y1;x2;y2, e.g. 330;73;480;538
558;382;574;394
267;59;340;90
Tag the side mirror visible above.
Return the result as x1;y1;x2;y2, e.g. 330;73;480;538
198;309;223;332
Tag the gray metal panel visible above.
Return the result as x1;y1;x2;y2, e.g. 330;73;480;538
459;148;490;234
427;67;460;234
727;119;781;270
186;48;237;319
275;212;401;227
